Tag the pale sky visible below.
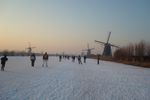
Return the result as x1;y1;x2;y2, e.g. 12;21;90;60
0;0;150;54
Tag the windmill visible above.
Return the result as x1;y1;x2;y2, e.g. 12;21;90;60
25;42;36;55
82;43;94;57
95;32;119;57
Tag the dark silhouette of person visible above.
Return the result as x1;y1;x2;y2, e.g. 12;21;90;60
84;55;87;63
67;56;70;60
78;55;82;64
42;52;49;67
30;53;36;67
73;56;75;62
72;56;75;62
97;54;100;64
1;54;8;71
59;55;62;62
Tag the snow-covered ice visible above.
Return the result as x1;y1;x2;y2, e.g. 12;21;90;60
0;56;150;100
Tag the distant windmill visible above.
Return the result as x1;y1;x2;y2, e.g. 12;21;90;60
95;32;119;56
82;43;94;57
25;42;36;55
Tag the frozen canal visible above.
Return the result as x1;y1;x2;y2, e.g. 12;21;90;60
0;56;150;100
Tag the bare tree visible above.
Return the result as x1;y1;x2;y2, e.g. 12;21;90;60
126;43;134;61
114;47;128;60
146;43;150;56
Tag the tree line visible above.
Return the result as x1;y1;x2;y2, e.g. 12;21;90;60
114;41;150;62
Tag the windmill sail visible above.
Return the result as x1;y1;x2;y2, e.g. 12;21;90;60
95;32;119;57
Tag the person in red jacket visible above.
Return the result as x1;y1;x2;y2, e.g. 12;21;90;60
42;52;49;67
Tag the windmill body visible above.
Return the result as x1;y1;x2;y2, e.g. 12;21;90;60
82;44;94;57
103;43;112;56
26;43;36;56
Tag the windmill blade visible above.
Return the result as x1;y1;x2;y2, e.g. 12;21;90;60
83;47;94;51
109;43;120;48
95;40;106;45
106;32;111;43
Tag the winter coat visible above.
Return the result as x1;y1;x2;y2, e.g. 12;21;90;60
43;54;48;60
30;54;36;61
1;56;8;65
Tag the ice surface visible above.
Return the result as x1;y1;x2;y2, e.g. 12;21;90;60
0;56;150;100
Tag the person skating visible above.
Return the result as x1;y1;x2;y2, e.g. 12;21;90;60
78;55;82;64
84;55;87;63
30;53;36;67
59;55;62;62
97;54;100;64
1;54;8;71
72;56;75;62
42;52;49;67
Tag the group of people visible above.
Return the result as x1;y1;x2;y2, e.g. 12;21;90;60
30;52;49;67
58;55;85;64
76;55;100;64
30;53;87;67
1;53;101;71
0;52;49;71
58;55;101;65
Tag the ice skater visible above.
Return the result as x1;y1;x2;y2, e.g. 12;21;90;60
78;55;82;64
97;54;100;64
30;53;36;67
42;52;49;67
72;56;75;62
59;55;62;62
84;55;87;63
1;54;8;71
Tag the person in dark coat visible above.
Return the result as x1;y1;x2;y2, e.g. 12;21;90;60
78;55;82;64
59;55;62;62
30;53;36;67
72;56;75;62
97;54;100;64
42;52;49;67
1;55;8;71
83;55;87;63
